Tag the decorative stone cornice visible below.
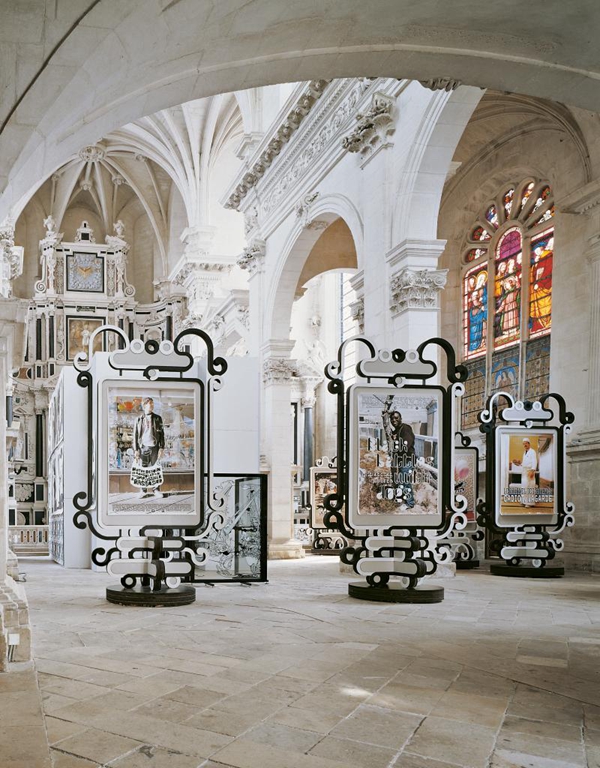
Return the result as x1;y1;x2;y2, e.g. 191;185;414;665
262;357;300;385
390;268;448;315
386;239;447;271
237;239;266;275
224;80;330;210
419;79;462;92
558;179;600;215
341;92;395;164
78;144;105;163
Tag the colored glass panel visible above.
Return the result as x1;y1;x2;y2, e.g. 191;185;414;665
530;186;551;214
471;225;491;242
519;182;535;212
534;205;554;225
491;348;520;401
494;228;522;348
465;247;487;263
525;336;551;401
486;205;499;228
463;264;488;359
529;229;553;337
461;359;486;429
503;188;515;219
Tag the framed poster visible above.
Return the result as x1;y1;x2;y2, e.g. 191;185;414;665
309;468;337;529
494;426;557;526
348;385;444;529
97;379;202;527
454;447;478;527
66;316;104;361
66;252;105;293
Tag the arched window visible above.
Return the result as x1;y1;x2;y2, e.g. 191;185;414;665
461;178;554;428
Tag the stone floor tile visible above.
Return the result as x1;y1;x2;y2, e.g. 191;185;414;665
244;721;323;752
501;713;583;743
165;684;227;708
309;735;397;768
495;731;586;766
430;689;510;728
268;706;344;735
393;755;463;768
490;748;584;768
291;687;370;716
507;685;583;725
37;675;112;701
0;726;52;767
368;682;446;716
52;727;142;764
107;744;204;767
51;751;100;768
50;690;148;724
406;715;497;768
133;695;198;723
0;690;46;727
45;715;87;745
212;736;347;768
329;704;422;750
42;692;80;713
185;707;268;737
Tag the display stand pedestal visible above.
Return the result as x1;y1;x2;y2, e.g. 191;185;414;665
490;563;564;578
456;559;480;570
348;582;444;603
106;584;197;606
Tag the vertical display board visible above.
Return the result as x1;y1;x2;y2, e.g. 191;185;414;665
476;392;574;577
438;432;483;569
72;325;267;605
322;337;470;603
308;457;346;553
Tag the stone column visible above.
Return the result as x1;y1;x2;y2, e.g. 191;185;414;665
386;239;448;350
262;340;304;559
583;234;600;437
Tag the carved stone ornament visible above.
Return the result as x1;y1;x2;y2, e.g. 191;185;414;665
78;144;106;163
75;221;95;243
237;239;266;275
350;296;365;333
244;207;259;235
389;268;448;315
419;79;462;92
262;357;300;385
295;192;328;230
341;92;395;161
0;218;23;297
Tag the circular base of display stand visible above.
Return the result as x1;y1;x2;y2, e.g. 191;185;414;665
490;563;564;578
348;582;444;603
106;585;197;606
456;559;480;570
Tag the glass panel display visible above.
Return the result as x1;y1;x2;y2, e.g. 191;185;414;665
525;336;551;401
529;229;553;337
463;264;488;359
461;359;486;430
490;348;520;401
494;228;522;348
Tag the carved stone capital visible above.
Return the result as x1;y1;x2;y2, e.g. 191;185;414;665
390;268;448;315
419;79;462;92
237;239;266;275
350;296;365;333
342;92;395;163
78;144;106;162
262;357;299;385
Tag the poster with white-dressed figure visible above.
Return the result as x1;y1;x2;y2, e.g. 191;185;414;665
495;427;557;523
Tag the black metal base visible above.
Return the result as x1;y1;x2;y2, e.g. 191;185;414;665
456;559;480;570
106;584;197;606
490;563;564;578
348;581;444;603
311;548;343;556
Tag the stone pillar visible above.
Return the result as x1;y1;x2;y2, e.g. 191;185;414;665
386;239;448;350
262;340;304;559
237;237;266;356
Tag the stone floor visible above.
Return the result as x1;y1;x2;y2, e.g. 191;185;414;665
8;557;600;768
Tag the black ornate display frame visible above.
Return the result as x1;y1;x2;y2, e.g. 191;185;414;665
476;392;574;575
322;336;470;601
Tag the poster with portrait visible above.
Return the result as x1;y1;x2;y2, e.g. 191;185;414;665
348;386;444;529
495;427;557;526
309;468;337;529
67;317;104;361
97;379;202;527
454;447;478;527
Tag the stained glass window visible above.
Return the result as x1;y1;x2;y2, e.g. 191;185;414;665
460;179;554;430
463;263;488;359
529;229;553;337
494;228;522;348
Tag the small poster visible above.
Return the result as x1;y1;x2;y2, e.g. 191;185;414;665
454;447;478;524
98;380;202;527
495;427;557;523
348;386;444;529
310;468;337;529
67;317;104;361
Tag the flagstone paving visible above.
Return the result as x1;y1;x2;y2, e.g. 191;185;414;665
7;557;600;767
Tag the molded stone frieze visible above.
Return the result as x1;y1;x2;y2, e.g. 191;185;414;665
237;239;266;275
419;78;463;92
342;92;395;163
389;268;448;314
350;296;365;333
262;357;300;385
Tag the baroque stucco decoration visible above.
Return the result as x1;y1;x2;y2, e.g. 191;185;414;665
262;357;300;385
237;239;266;275
0;219;24;299
341;92;395;164
419;79;463;92
389;268;448;315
